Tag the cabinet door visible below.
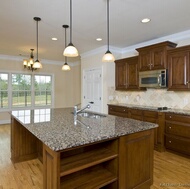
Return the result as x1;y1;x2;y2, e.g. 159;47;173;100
168;51;190;90
151;47;166;70
139;51;151;71
115;62;127;90
119;130;154;189
126;57;139;90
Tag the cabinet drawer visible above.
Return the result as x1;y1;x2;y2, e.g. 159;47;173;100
165;135;190;156
165;113;190;124
165;122;190;138
129;109;142;116
108;105;128;117
143;110;158;118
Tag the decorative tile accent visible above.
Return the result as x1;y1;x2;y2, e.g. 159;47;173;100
108;87;190;110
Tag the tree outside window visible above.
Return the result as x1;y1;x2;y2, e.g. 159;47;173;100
0;73;8;108
12;74;32;107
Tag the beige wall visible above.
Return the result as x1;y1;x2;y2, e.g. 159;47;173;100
0;58;81;123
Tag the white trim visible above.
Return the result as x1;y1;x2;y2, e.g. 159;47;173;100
0;54;81;67
0;119;11;125
0;71;54;111
122;29;190;54
81;29;190;58
80;45;122;58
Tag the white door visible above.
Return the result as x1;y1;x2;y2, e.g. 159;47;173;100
83;68;102;113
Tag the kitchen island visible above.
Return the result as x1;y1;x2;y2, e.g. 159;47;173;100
11;108;158;189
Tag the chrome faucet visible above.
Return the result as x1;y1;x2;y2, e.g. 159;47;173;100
73;102;92;116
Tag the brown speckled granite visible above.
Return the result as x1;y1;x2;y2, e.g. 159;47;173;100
11;107;157;151
108;103;190;116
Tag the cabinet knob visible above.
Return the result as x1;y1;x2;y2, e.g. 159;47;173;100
169;126;171;129
124;110;125;112
169;141;172;143
187;82;189;84
169;116;172;118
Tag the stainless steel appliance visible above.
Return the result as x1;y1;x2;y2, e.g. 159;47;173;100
139;69;167;88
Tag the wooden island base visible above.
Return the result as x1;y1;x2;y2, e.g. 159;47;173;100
11;117;154;189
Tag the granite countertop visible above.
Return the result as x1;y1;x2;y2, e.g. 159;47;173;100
11;107;157;152
108;103;190;116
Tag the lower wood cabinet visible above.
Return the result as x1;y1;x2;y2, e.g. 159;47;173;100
108;105;128;118
108;105;165;152
165;113;190;156
119;129;154;189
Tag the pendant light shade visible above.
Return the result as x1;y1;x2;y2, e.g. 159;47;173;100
102;50;115;62
33;17;42;69
62;62;71;71
63;0;79;57
102;0;115;62
62;25;71;71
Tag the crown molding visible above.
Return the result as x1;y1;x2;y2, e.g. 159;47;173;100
0;54;81;67
80;45;122;58
122;29;190;54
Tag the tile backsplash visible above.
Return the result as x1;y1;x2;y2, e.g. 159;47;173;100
108;87;190;110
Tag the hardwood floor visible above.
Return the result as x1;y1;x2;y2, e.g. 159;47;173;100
0;124;190;189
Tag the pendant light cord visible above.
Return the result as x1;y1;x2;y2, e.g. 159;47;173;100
36;20;39;60
107;0;109;51
70;0;72;44
65;27;68;62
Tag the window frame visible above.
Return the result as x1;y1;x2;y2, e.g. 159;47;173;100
0;71;54;112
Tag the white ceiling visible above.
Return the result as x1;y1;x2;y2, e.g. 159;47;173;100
1;0;190;62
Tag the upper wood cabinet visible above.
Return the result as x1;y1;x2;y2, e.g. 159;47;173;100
167;45;190;91
136;41;177;71
115;56;144;91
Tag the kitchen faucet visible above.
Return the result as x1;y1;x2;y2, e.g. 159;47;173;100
73;102;93;116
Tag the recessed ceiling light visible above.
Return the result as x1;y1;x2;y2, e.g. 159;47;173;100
52;38;58;41
96;38;102;41
141;18;151;23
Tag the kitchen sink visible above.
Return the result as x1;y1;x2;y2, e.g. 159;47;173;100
77;112;106;119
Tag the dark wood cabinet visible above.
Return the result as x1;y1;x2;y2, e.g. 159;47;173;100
108;105;128;118
165;113;190;156
167;45;190;91
119;129;154;189
136;41;177;71
115;56;144;91
108;105;165;152
128;108;143;121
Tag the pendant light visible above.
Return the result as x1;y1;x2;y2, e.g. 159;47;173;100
33;17;42;69
102;0;115;62
62;25;71;71
63;0;79;57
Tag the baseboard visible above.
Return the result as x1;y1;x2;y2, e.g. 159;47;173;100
0;119;11;125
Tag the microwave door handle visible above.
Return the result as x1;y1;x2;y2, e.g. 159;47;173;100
158;74;162;87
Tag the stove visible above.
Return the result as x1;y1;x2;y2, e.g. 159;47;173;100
157;107;168;110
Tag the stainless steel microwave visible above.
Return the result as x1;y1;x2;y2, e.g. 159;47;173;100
139;69;167;88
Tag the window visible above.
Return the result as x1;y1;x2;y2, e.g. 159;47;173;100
34;75;52;106
0;72;53;111
12;74;32;107
0;73;8;108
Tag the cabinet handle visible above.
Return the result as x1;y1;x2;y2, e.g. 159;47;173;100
169;141;172;143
